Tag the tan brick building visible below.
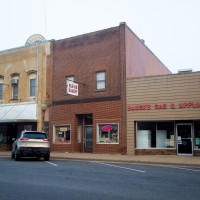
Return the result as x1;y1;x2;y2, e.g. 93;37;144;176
47;23;171;154
127;72;200;156
0;40;51;150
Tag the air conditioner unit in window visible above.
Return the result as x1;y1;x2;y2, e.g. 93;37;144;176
11;79;18;85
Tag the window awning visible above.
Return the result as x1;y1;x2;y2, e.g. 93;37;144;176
0;102;37;122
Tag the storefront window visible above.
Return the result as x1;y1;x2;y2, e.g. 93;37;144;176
136;122;175;148
97;123;119;144
194;121;200;150
53;125;71;144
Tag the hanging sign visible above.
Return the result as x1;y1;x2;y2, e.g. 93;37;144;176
67;80;78;96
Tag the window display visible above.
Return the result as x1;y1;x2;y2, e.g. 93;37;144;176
194;121;200;149
97;123;119;144
136;122;175;148
53;125;71;144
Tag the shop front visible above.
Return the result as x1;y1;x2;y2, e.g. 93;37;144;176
0;102;38;150
135;121;200;156
126;72;200;156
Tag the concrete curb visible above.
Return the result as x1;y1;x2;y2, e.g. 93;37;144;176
50;156;200;167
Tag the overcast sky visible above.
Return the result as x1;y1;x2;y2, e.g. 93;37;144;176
1;0;200;73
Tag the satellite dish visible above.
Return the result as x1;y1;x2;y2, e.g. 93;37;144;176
25;34;46;45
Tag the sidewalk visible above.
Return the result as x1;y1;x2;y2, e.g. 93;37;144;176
1;151;200;167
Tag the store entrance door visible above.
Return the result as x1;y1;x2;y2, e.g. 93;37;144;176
177;124;193;155
83;114;93;153
84;126;93;152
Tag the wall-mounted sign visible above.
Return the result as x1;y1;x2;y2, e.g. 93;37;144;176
102;125;113;132
67;80;78;96
128;101;200;111
60;127;67;131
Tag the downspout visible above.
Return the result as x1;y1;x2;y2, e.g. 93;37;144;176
36;45;39;121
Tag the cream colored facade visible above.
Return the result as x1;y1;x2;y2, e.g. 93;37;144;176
0;42;51;149
126;72;200;156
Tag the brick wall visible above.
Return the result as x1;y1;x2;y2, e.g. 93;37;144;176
48;26;124;153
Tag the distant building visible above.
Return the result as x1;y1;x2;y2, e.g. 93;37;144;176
0;39;50;150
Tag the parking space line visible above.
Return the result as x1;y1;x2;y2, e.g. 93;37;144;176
45;161;58;167
166;166;200;172
91;162;146;173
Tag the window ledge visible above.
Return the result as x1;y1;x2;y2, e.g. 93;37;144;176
94;89;107;93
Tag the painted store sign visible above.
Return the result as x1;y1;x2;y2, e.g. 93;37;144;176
128;102;200;111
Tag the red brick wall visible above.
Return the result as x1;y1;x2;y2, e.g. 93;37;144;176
50;101;121;153
48;26;124;153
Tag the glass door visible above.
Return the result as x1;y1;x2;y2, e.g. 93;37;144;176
177;124;193;155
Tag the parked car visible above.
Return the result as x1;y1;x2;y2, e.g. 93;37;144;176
11;131;50;161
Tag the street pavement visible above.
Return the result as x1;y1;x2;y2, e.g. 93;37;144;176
0;151;200;167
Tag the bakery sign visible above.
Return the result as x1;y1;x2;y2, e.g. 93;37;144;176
128;101;200;111
67;80;78;96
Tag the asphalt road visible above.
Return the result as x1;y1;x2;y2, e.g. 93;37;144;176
0;156;200;200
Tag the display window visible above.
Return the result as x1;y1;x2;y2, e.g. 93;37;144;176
194;121;200;150
136;122;175;148
97;123;119;144
53;125;71;144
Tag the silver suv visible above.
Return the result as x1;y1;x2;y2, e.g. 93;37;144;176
11;131;50;161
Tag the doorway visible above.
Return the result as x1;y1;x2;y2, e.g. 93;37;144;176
177;124;193;155
83;114;93;153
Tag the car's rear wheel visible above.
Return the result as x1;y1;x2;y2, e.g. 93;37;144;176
15;149;20;161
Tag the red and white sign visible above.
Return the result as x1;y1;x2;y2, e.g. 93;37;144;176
67;80;78;96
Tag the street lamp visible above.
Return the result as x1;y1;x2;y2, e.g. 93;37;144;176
41;101;47;131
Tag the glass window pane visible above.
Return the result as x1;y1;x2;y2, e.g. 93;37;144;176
97;72;105;89
54;125;71;144
66;76;74;83
157;122;175;148
97;72;105;81
97;123;119;144
194;121;200;149
30;79;36;97
136;122;175;149
13;84;18;99
0;83;3;100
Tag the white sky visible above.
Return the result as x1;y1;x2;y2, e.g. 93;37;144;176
1;0;200;73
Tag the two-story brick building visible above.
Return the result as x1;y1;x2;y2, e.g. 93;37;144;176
0;37;51;150
47;23;171;154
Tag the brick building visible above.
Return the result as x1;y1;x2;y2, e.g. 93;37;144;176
47;23;171;154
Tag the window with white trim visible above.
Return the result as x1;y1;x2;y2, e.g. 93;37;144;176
97;123;119;144
30;78;36;97
66;76;74;93
96;71;105;90
53;125;71;144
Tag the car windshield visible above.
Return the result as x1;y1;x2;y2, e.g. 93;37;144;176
23;132;47;139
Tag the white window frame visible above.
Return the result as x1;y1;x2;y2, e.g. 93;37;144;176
12;83;18;99
30;78;36;97
96;71;105;90
66;76;74;93
53;124;71;144
97;123;119;144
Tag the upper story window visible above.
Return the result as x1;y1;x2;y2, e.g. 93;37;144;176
66;76;74;93
27;71;37;98
30;78;36;97
96;71;105;90
0;83;3;100
12;79;19;99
